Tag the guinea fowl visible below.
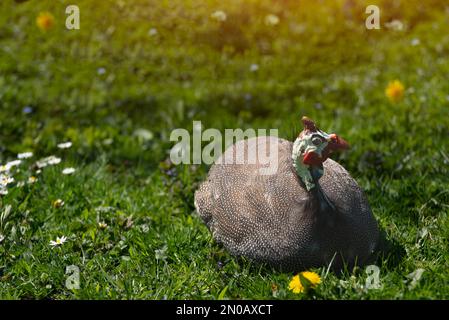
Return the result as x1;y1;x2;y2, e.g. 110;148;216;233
194;117;379;271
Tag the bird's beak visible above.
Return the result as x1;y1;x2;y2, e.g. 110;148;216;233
328;133;350;151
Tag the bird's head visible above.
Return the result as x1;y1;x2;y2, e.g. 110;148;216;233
297;116;349;177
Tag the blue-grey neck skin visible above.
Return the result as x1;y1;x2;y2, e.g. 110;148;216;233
310;167;336;213
292;134;336;213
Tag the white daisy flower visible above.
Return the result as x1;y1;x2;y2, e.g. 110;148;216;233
36;161;47;169
211;10;227;22
57;142;72;149
52;199;65;208
28;176;37;184
95;206;115;213
50;236;67;247
0;174;14;187
411;38;420;46
0;234;5;243
265;14;280;26
0;188;8;195
62;167;76;175
18;152;33;159
97;68;106;75
250;63;259;72
406;268;425;290
7;160;22;167
98;222;108;229
37;156;61;168
4;160;22;171
385;20;404;31
48;157;62;165
148;28;158;36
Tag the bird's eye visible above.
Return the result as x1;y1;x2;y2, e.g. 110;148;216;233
311;136;323;146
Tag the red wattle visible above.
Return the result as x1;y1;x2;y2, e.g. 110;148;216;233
302;151;323;166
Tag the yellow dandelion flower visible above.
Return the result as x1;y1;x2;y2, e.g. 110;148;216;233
385;80;405;103
288;271;321;294
288;274;305;293
36;12;55;32
301;271;322;287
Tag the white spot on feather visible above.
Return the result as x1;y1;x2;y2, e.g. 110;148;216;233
263;192;274;209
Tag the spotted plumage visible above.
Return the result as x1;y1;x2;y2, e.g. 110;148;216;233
195;121;379;271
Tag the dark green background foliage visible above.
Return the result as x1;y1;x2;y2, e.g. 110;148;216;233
0;0;448;299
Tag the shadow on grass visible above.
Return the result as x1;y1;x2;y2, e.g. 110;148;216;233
374;229;407;270
207;225;406;280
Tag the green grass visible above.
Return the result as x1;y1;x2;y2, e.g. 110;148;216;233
0;0;448;299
